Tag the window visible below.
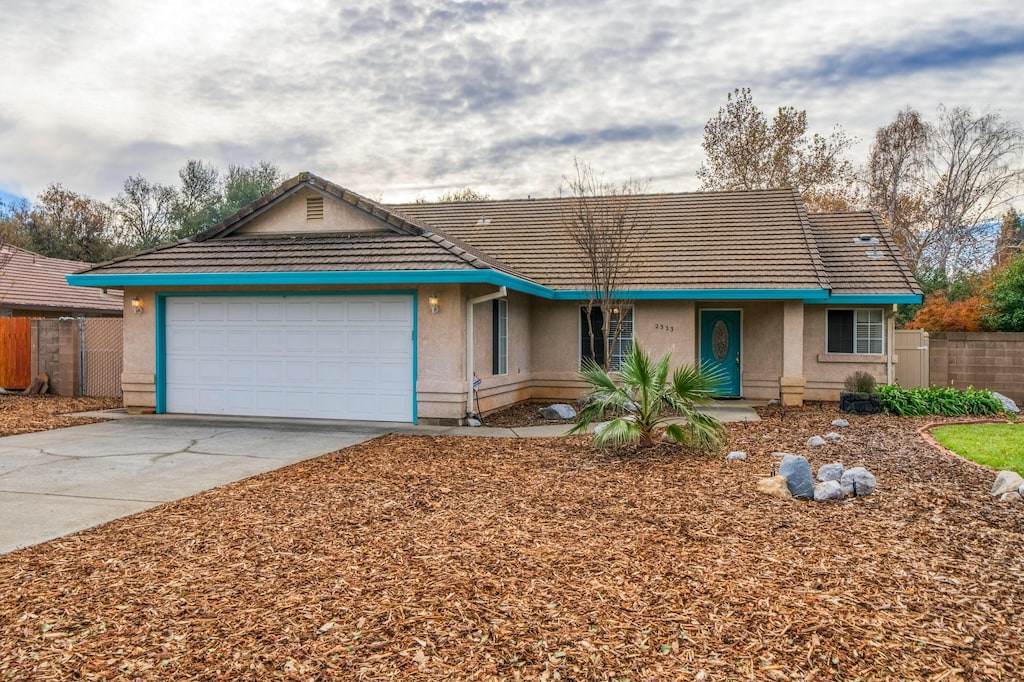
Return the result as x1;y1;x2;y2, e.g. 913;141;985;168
492;299;508;375
827;309;884;354
580;306;634;370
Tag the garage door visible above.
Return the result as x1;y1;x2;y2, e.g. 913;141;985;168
163;295;414;421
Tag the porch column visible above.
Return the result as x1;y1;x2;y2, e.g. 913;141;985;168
780;300;805;406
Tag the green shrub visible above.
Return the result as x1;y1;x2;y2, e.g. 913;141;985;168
878;384;1005;417
844;371;878;393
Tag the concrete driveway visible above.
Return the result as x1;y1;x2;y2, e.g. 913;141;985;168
0;417;389;554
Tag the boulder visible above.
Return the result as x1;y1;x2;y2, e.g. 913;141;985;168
465;418;482;427
778;454;815;499
756;476;792;500
807;435;827;448
726;451;747;460
841;467;877;497
539;403;576;420
991;392;1020;414
817;462;845;482
831;419;850;428
999;491;1022;503
824;432;842;441
990;470;1024;497
814;480;844;501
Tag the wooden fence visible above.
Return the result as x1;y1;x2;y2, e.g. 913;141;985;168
1;318;123;397
0;318;32;389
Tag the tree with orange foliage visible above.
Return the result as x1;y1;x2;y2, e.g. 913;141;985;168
908;290;988;332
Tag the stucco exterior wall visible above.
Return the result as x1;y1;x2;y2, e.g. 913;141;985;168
235;188;388;235
119;288;901;420
803;305;892;400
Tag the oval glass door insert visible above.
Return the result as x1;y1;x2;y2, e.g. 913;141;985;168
712;320;729;362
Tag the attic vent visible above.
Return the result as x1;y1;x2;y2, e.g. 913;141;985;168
306;196;324;221
476;217;492;226
852;234;879;245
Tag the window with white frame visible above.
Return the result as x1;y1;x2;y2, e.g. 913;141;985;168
827;308;884;354
580;306;634;370
492;298;508;375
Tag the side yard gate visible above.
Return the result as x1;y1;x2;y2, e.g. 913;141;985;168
0;318;32;389
0;318;123;397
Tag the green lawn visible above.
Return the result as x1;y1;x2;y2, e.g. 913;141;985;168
932;423;1024;475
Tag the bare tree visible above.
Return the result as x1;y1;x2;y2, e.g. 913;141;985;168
697;88;857;211
866;106;1024;277
866;108;931;266
560;158;649;371
112;175;177;249
926;106;1024;276
170;159;222;238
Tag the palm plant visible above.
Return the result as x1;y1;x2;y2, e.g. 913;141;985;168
568;343;727;450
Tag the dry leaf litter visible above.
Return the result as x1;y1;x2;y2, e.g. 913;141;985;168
0;404;1021;680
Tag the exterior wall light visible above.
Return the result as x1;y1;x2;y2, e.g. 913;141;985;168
428;294;440;315
131;297;144;314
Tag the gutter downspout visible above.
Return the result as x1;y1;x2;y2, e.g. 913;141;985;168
466;286;507;417
886;304;897;385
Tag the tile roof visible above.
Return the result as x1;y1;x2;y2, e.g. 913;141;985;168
0;245;122;313
72;172;921;299
807;212;922;296
392;189;834;291
76;232;491;275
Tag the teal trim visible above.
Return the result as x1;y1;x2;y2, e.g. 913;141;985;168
826;294;923;304
154;290;418;423
69;271;919;305
67;270;552;299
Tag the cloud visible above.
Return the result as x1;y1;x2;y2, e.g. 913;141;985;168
798;28;1024;85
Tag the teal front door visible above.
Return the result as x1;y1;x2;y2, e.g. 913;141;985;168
700;310;741;397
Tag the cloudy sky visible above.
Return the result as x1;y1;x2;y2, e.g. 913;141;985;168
1;0;1022;205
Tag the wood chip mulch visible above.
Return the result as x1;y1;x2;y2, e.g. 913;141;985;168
0;395;122;437
1;405;1022;680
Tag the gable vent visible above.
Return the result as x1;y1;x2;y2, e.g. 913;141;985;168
306;196;324;221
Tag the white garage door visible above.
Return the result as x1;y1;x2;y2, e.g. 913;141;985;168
164;295;414;421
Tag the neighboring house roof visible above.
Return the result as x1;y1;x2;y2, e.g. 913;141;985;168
391;188;833;292
807;212;922;298
0;244;122;314
68;172;922;303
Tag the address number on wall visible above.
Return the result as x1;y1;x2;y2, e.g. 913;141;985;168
654;323;675;332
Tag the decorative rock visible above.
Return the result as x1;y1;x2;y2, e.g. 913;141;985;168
756;476;792;500
999;491;1022;503
817;462;845;482
465;418;482;427
806;435;827;447
824;432;842;441
814;480;844;501
841;467;877;497
767;398;780;406
595;421;611;436
778;454;815;499
831;419;850;427
771;452;790;458
992;392;1020;414
990;470;1024;497
539;403;576;420
726;451;747;460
